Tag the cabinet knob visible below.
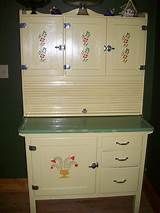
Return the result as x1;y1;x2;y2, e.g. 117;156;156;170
89;162;98;169
82;108;87;114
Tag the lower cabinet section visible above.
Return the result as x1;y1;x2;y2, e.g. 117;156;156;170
23;132;150;213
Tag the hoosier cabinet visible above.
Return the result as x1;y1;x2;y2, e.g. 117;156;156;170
19;9;153;213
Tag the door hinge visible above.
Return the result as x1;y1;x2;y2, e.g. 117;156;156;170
32;185;39;190
142;25;147;31
21;64;28;70
64;64;71;70
64;23;71;29
139;65;146;70
20;23;27;29
29;146;37;151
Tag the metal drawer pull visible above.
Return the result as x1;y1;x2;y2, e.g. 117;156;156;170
116;141;130;145
115;157;128;161
113;179;127;184
89;162;98;169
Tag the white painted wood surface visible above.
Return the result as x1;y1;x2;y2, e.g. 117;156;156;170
20;10;147;117
22;131;151;213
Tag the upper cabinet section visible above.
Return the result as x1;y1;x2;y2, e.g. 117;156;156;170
20;10;148;117
20;10;147;79
20;16;64;76
106;16;147;76
65;17;106;76
20;10;106;77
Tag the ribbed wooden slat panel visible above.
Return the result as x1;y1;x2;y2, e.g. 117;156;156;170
22;76;144;116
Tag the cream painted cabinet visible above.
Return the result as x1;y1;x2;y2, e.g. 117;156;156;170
21;124;152;213
20;16;64;76
19;8;151;213
65;17;106;76
20;10;147;117
20;13;106;78
28;136;97;196
98;134;142;195
106;17;147;77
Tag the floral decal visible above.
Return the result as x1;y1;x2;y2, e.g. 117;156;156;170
81;31;91;62
38;30;47;62
121;32;131;63
50;155;78;178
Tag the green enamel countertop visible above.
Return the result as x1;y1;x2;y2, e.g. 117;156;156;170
19;116;153;134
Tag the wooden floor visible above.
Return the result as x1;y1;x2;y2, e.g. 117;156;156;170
0;191;154;213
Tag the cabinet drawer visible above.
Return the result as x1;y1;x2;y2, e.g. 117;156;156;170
101;135;142;150
100;167;139;194
101;150;141;168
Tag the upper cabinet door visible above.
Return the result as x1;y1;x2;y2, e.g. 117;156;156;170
106;17;147;76
20;16;64;76
65;17;106;76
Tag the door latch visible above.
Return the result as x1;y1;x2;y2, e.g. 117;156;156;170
55;45;65;50
89;162;98;169
104;45;115;52
29;146;36;151
64;64;71;70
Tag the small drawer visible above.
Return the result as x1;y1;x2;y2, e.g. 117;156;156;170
100;167;139;194
101;150;141;168
101;134;142;151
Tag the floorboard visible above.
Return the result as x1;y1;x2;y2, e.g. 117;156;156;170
0;191;154;213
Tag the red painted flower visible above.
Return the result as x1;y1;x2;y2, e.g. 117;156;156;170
51;159;56;163
70;156;75;161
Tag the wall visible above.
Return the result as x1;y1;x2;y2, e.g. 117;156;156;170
146;0;160;194
0;0;155;178
0;0;26;178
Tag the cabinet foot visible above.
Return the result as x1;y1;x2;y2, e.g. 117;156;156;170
29;197;36;213
133;193;141;213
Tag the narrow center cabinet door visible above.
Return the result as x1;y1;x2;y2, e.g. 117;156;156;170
106;16;147;77
65;16;106;76
30;136;97;196
20;15;64;76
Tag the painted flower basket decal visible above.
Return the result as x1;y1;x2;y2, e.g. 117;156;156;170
81;31;91;62
121;32;131;63
50;155;78;178
38;30;47;62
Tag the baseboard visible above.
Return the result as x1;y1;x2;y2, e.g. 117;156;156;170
143;175;160;213
0;178;28;192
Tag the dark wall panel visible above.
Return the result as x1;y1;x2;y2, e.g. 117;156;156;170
146;0;160;194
